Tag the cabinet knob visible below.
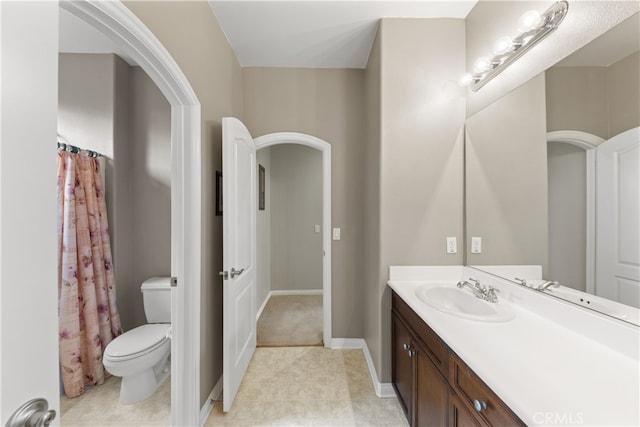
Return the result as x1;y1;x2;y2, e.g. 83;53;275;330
409;350;416;357
473;399;488;412
402;343;411;351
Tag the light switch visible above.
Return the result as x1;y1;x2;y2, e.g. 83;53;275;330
446;237;457;254
314;224;320;233
332;228;341;240
471;237;482;254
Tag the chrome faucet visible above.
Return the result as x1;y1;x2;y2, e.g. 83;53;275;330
456;278;500;303
536;280;560;291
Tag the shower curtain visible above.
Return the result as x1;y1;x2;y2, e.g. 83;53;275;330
57;150;123;398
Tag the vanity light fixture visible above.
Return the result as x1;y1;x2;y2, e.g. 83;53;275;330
459;1;568;91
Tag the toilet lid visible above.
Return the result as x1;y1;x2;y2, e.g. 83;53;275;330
105;324;170;359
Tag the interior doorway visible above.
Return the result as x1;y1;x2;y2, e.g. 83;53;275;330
254;133;333;348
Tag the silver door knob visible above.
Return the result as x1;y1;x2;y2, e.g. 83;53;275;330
5;398;56;427
230;267;245;278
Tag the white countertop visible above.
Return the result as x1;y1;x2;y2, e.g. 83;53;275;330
388;266;640;426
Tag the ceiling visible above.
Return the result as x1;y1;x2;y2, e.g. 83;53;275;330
59;1;478;69
209;1;478;68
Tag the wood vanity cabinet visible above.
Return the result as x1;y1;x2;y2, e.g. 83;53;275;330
392;291;525;427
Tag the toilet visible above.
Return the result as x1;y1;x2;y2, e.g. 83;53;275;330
103;277;172;405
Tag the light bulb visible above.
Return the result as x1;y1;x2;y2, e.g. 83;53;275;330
473;57;493;73
458;73;474;87
518;10;543;32
493;36;514;55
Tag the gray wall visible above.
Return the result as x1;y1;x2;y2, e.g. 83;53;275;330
58;54;171;332
129;66;172;327
270;144;323;292
465;73;548;271
242;67;365;339
548;143;587;291
367;19;466;383
256;147;272;312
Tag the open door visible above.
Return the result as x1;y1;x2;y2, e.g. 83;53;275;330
595;127;640;307
222;117;257;412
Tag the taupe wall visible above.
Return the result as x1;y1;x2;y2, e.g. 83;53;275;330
547;51;640;140
270;144;323;292
256;147;272;312
465;73;548;271
58;54;172;332
242;67;365;338
124;0;243;407
371;19;466;383
548;143;587;291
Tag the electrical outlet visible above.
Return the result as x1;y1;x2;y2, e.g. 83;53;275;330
446;237;457;254
471;237;482;254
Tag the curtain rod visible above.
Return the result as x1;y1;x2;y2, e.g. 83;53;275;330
57;136;103;158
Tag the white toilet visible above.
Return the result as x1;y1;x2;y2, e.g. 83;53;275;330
104;277;172;405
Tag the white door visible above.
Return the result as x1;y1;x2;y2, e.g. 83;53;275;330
1;2;60;425
222;117;257;412
595;127;640;307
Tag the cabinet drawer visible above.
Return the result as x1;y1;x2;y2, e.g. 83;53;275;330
449;353;525;427
392;292;449;376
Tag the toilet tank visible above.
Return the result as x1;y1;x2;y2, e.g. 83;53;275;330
141;277;172;323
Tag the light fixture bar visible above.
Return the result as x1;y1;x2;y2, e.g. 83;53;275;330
467;1;569;92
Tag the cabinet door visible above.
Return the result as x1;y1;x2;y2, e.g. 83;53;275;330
392;313;414;422
415;345;448;427
449;392;485;427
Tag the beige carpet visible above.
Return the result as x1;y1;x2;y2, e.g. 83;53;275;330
257;295;323;347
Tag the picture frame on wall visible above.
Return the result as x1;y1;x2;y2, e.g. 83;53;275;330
258;164;265;210
215;171;223;216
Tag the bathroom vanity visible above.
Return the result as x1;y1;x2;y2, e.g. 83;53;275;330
388;266;640;427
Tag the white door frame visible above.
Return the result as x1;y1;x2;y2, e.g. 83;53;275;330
61;2;202;425
547;130;604;295
254;133;332;347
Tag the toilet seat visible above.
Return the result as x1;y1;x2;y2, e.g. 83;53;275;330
105;324;170;361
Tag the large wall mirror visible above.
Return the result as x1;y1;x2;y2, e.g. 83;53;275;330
465;13;640;325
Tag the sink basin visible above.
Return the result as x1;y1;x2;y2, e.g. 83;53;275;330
415;285;515;322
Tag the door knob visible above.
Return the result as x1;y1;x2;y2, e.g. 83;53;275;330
230;267;245;278
5;398;56;427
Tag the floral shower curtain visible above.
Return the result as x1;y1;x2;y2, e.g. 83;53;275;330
57;150;123;398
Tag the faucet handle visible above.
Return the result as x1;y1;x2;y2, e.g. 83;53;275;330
469;278;481;287
514;277;527;286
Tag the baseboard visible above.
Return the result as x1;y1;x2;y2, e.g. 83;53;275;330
199;376;223;426
270;289;323;296
330;338;397;399
257;290;323;321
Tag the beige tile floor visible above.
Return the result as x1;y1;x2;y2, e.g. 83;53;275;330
60;375;171;426
59;347;407;426
205;347;409;427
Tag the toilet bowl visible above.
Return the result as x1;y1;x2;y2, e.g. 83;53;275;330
103;277;172;405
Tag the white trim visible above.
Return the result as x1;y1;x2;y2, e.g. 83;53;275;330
61;2;202;425
330;339;396;399
199;376;223;426
256;290;323;321
547;130;603;296
270;289;323;296
254;133;332;348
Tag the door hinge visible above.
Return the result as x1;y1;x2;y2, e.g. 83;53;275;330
171;277;177;287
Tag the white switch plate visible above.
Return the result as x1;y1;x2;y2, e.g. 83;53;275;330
471;237;482;254
314;224;320;233
446;237;457;254
332;228;341;240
